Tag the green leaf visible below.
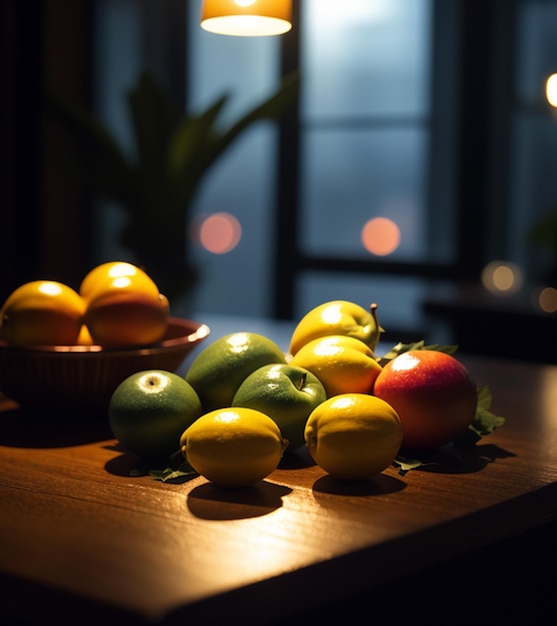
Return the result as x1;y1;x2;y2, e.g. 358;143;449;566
127;70;181;177
165;95;229;189
392;456;425;475
469;385;506;437
378;340;459;366
203;71;300;172
149;461;199;483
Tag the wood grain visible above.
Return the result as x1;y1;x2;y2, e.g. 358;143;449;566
1;354;556;625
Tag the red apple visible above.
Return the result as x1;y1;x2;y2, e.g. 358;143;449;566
372;350;477;450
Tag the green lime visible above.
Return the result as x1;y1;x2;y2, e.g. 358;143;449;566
232;363;326;450
184;332;286;411
109;369;202;459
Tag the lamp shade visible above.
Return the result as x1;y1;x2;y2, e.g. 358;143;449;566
201;0;292;37
547;73;557;108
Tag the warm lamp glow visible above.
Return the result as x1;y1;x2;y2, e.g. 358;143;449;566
361;217;401;256
481;260;523;295
546;73;557;108
201;0;292;36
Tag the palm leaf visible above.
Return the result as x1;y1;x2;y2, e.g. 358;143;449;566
203;70;300;173
127;71;181;178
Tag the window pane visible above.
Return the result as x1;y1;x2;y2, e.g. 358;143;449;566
92;0;143;263
515;1;557;105
509;115;557;275
184;1;282;316
301;0;432;120
300;127;429;260
299;0;438;267
510;0;557;284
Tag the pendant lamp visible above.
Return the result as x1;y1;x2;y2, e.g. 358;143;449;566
547;73;557;108
200;0;292;37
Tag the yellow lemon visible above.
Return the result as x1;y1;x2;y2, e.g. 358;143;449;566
304;394;402;480
289;334;382;397
289;300;382;355
180;407;288;487
79;261;160;302
0;280;86;346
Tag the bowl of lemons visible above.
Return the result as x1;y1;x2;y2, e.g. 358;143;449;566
0;262;210;415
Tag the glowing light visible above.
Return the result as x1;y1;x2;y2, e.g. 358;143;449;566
361;217;401;256
112;277;132;289
194;212;242;254
38;282;63;296
481;261;523;295
108;262;137;278
314;343;341;358
330;396;356;410
322;304;343;325
546;73;557;108
228;332;250;354
138;373;169;393
216;411;241;424
390;352;420;372
200;0;292;37
538;287;557;313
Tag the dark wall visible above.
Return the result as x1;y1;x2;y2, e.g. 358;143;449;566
0;0;94;301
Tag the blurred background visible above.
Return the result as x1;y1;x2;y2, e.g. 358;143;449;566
2;0;556;362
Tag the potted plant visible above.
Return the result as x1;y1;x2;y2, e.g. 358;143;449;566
45;69;299;302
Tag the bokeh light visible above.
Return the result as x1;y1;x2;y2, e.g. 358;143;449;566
38;282;63;296
481;261;524;295
191;212;242;255
537;286;557;313
361;217;401;256
546;73;557;108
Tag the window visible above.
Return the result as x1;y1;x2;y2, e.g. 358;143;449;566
293;0;440;336
91;0;557;348
511;0;557;284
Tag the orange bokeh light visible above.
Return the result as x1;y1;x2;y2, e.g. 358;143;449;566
361;217;401;256
192;212;242;254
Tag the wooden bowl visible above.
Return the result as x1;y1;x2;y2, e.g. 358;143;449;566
0;317;210;415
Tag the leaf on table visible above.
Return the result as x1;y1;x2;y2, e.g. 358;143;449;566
128;453;199;483
149;461;199;483
392;456;425;475
469;385;506;437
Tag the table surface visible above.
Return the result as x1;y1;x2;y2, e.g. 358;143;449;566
1;313;557;625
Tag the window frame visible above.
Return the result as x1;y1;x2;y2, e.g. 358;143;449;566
271;0;518;321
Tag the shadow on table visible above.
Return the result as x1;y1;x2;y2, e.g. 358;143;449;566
0;404;113;448
397;442;516;475
312;471;407;497
187;481;292;520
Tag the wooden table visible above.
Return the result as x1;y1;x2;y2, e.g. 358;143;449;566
1;314;557;625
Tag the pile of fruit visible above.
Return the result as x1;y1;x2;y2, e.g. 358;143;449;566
107;299;505;487
1;262;503;486
0;262;169;348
